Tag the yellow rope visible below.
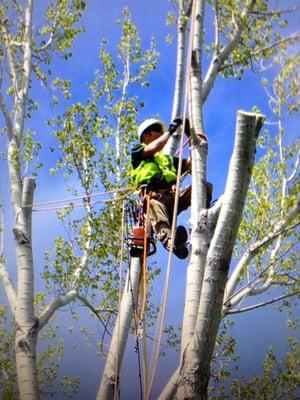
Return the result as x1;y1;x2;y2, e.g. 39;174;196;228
140;194;150;320
146;1;197;398
140;194;151;397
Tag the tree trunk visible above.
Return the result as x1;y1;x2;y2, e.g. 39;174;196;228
181;0;208;365
14;177;40;400
97;257;141;400
164;1;189;156
176;111;264;399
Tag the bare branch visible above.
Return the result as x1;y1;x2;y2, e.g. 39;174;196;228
76;295;112;337
0;262;17;315
38;290;77;331
225;202;300;300
287;146;300;183
249;234;282;296
203;0;256;102
224;240;298;313
213;1;221;52
0;93;14;140
39;194;94;331
225;291;300;315
36;33;54;53
35;8;61;53
158;367;180;400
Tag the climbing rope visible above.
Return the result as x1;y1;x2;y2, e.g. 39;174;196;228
146;1;197;398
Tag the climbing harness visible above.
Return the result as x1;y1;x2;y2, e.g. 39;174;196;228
126;191;156;259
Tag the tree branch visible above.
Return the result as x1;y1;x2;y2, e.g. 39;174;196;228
158;367;179;400
0;93;14;141
39;193;94;331
224;240;298;313
287;147;300;182
76;295;112;337
251;5;300;16
35;8;61;53
219;31;300;73
1;19;19;92
225;202;300;301
225;291;300;315
0;262;17;315
202;0;256;102
38;290;77;331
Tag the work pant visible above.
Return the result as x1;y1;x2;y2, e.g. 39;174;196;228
145;186;191;245
144;182;212;245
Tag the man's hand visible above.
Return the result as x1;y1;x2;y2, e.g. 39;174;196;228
168;118;183;134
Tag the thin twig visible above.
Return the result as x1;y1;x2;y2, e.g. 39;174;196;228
225;290;300;315
76;295;112;337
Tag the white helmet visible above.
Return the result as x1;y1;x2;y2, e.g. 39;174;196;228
137;118;164;141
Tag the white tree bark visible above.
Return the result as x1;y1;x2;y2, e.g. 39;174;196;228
96;257;141;400
0;262;17;313
181;0;208;361
164;0;191;156
175;111;264;399
2;1;41;398
14;178;40;400
160;3;211;397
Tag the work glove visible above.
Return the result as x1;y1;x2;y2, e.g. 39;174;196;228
184;118;191;137
168;118;182;134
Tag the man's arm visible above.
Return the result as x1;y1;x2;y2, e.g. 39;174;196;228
142;118;183;158
142;130;172;158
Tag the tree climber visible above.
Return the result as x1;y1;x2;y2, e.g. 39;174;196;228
130;118;193;259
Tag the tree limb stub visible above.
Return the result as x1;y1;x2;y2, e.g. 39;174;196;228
176;110;264;399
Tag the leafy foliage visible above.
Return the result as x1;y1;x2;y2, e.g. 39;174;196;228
43;7;159;345
0;304;79;399
210;338;300;400
205;0;296;79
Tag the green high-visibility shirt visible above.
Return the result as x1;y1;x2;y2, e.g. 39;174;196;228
130;143;184;187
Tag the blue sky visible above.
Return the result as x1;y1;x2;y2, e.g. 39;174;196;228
1;1;299;399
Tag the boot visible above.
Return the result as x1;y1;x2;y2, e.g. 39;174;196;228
163;225;189;260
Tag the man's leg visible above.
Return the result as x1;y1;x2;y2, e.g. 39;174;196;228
177;183;213;211
148;198;171;245
178;185;191;215
148;197;188;259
